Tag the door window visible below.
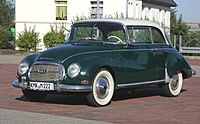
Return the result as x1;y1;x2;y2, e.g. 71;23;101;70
128;27;152;44
152;28;165;44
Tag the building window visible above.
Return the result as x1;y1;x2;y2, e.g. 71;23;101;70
90;1;103;18
55;1;67;20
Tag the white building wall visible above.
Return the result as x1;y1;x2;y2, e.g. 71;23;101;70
142;2;171;29
16;0;73;50
103;0;126;17
67;0;91;21
15;0;172;51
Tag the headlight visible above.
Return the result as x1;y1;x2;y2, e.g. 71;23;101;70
18;62;29;76
67;63;81;79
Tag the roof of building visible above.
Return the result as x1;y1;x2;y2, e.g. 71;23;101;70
75;18;165;32
187;23;200;32
143;0;177;7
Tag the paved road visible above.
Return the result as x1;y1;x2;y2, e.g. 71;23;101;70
0;108;110;124
0;55;26;64
0;55;200;124
0;55;111;124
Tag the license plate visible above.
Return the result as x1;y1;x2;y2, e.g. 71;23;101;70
29;82;54;91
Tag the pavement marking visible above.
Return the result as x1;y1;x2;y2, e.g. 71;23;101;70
0;108;112;124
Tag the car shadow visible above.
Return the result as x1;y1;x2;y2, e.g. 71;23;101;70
113;87;160;101
16;94;88;105
16;88;187;106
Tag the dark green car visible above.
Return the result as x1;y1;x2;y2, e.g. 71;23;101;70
12;19;196;106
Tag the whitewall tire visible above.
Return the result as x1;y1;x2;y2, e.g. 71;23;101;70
163;72;183;97
87;69;114;106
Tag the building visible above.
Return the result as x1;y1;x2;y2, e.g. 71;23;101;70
187;23;200;32
15;0;177;50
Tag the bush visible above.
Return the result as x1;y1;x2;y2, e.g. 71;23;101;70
183;32;200;47
0;26;13;49
43;25;65;48
16;25;40;52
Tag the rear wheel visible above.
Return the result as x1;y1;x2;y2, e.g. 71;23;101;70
162;72;183;97
22;90;47;102
87;69;114;106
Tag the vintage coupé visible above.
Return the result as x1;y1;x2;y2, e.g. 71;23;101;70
12;19;196;106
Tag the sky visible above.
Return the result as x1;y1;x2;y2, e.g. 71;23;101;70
174;0;200;23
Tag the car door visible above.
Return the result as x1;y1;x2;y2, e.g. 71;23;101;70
151;27;172;81
120;26;158;85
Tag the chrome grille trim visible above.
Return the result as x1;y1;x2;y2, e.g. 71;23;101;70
28;62;65;82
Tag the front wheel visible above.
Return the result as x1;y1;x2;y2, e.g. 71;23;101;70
162;72;183;97
22;90;47;102
87;69;114;107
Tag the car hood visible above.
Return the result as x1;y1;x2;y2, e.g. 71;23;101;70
36;43;114;63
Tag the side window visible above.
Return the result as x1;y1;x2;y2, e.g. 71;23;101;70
128;27;151;44
152;28;165;44
73;27;103;40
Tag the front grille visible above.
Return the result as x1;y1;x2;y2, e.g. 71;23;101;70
29;62;65;81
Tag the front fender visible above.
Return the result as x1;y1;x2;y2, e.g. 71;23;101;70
22;54;39;65
17;54;39;80
79;56;123;86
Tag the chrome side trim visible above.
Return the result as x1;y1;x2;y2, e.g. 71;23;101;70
11;80;92;93
117;79;165;88
58;84;92;92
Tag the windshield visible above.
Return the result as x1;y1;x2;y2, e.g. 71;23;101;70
67;22;126;44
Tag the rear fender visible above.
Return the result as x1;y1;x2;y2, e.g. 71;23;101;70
165;52;192;83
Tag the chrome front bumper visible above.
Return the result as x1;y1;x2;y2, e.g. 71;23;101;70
12;80;92;92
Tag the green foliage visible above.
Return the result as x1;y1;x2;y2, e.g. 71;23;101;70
0;26;12;48
0;0;15;49
43;25;65;48
16;25;41;52
0;0;15;28
71;15;91;24
170;9;190;37
183;32;200;47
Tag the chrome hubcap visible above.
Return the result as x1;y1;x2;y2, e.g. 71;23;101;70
96;76;110;99
170;74;179;91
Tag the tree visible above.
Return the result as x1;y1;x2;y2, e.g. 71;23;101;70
170;9;190;37
170;9;191;50
185;32;200;47
0;0;15;48
0;0;15;28
0;27;12;48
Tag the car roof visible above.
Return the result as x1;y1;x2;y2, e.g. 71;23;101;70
75;18;165;32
